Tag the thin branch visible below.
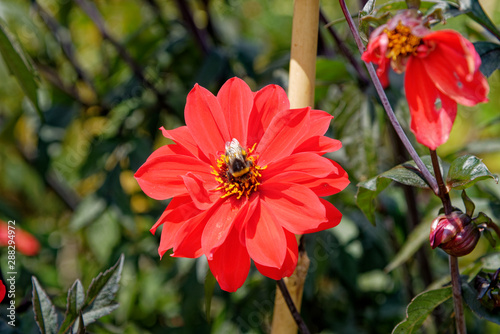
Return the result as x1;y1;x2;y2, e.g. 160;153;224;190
429;149;453;215
276;279;311;334
74;0;168;107
174;0;210;55
449;255;467;334
32;0;97;96
337;0;439;194
429;149;466;333
319;9;369;87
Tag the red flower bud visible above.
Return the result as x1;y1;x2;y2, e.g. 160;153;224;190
429;212;480;257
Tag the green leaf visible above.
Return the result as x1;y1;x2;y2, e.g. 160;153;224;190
460;0;500;41
32;277;59;334
473;41;500;77
83;254;124;310
385;218;432;273
463;281;500;324
204;269;217;322
76;312;86;334
392;287;453;334
70;195;107;231
446;155;498;190
0;24;41;119
357;156;437;224
461;190;475;217
58;280;85;334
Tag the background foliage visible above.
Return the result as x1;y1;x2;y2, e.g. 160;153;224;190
0;0;499;333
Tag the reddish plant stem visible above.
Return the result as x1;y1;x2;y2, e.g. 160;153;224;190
430;149;466;334
337;0;438;194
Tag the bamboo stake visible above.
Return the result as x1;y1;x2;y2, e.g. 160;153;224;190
270;0;319;333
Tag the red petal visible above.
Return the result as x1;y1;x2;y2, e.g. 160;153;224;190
311;198;343;232
134;154;213;200
245;200;287;269
207;226;250;292
405;57;457;150
292;136;342;155
201;197;248;260
254;229;298;279
184;84;230;160
171;206;215;258
182;173;219;210
145;144;192;161
0;280;5;303
0;220;40;256
150;195;201;235
361;34;391;88
256;108;310;165
160;126;208;162
259;183;327;234
265;158;349;197
217;77;254;147
307;110;334;136
262;153;335;182
422;31;489;106
247;84;290;145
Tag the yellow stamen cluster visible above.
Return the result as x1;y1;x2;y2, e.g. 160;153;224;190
211;145;266;199
384;21;422;60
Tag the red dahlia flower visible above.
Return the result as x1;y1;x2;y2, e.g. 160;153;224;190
361;11;489;150
0;220;40;256
135;77;349;292
0;280;5;303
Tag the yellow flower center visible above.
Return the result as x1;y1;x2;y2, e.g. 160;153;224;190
211;139;266;199
384;21;422;60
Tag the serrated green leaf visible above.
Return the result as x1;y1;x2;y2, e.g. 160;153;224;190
446;155;498;190
0;24;41;119
205;269;216;322
392;286;453;334
460;0;500;40
385;218;432;273
473;41;500;77
357;156;438;224
463;281;500;324
32;277;59;334
75;305;119;333
58;280;85;334
83;254;124;310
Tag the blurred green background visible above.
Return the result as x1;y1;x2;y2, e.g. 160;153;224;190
0;0;500;333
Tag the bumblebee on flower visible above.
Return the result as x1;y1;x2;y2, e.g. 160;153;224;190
135;77;349;292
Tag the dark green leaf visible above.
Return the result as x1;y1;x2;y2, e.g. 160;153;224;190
460;0;500;41
462;190;475;217
473;41;500;77
83;254;124;310
446;155;498;190
0;24;41;119
357;156;437;224
385;218;432;273
58;280;85;334
32;277;59;334
392;287;453;334
76;312;86;334
356;177;392;224
204;269;217;322
463;281;500;324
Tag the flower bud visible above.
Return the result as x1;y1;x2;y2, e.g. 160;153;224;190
429;212;480;257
